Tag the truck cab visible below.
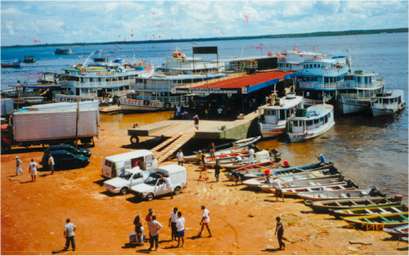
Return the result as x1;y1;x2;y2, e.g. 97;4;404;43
103;167;150;194
130;164;187;201
101;149;158;178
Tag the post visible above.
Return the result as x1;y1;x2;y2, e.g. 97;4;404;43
75;97;80;145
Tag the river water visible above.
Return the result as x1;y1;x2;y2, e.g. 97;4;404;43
2;33;408;196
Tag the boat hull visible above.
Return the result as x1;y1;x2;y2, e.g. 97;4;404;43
371;103;406;117
288;120;335;142
338;97;371;115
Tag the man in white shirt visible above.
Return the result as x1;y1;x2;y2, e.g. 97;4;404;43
63;218;76;251
15;156;23;176
198;205;212;237
168;207;178;241
176;211;185;247
48;154;55;175
28;159;38;182
148;215;163;251
176;150;184;166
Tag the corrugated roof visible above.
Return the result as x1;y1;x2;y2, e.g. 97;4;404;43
194;70;293;89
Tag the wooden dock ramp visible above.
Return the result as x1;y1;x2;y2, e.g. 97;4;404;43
153;132;194;163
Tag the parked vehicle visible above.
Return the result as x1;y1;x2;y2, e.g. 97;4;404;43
41;149;89;170
103;167;151;194
1;101;99;152
101;150;158;178
46;144;91;157
130;164;187;201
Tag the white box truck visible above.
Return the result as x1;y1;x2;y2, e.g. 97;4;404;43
1;101;99;151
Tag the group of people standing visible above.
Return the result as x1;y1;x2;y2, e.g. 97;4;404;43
15;156;55;182
132;205;212;251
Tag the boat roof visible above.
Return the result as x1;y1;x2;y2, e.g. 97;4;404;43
261;94;303;110
149;73;225;81
350;70;378;77
105;150;153;162
293;104;333;120
377;89;404;99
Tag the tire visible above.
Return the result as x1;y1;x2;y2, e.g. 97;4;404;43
130;136;139;145
145;193;154;201
120;187;128;195
174;186;181;195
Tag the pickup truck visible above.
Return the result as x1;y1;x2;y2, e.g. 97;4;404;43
103;167;150;195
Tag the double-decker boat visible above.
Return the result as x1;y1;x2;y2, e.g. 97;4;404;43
258;93;304;138
337;70;384;114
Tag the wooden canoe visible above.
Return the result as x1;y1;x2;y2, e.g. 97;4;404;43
305;196;403;213
384;224;409;239
332;204;408;217
342;212;409;230
297;187;385;201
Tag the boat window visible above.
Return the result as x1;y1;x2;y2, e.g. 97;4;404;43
306;120;313;126
279;109;286;120
398;97;401;103
324;115;328;123
90;78;93;82
314;119;319;124
80;77;84;83
98;78;102;82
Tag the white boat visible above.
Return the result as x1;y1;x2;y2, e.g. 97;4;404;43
287;104;335;142
59;51;154;98
119;91;164;112
242;167;340;189
297;187;384;201
371;90;406;117
337;70;384;114
258;93;304;138
277;180;358;196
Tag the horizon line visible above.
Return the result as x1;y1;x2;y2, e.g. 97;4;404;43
2;27;408;48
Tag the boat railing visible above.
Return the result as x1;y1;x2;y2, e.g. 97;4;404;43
341;80;384;89
298;81;339;90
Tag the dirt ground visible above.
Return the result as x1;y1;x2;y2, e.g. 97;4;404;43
1;112;407;254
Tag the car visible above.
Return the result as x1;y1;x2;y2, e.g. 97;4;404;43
103;167;150;195
46;144;91;157
130;164;187;201
41;149;89;170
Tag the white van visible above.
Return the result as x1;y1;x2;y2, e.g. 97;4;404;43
130;164;187;201
101;150;158;178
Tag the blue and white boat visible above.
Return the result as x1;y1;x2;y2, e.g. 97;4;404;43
277;49;325;72
296;55;350;106
287;104;335;142
337;70;384;114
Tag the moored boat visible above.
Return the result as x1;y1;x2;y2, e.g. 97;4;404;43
371;89;406;116
206;150;271;169
287;104;335;142
305;196;403;213
258;93;304;138
1;60;21;68
23;56;36;63
55;48;72;55
297;187;384;201
342;212;409;229
275;180;357;196
383;224;409;240
333;204;408;217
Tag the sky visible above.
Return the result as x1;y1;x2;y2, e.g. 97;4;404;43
1;0;408;46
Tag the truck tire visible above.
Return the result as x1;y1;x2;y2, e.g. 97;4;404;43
130;136;139;145
145;193;154;201
120;187;128;195
174;186;181;195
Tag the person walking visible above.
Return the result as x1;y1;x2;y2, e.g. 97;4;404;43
197;205;212;237
148;215;163;251
209;142;216;161
133;215;144;243
63;218;76;251
28;159;38;182
193;114;199;130
176;150;184;166
275;216;285;250
176;211;185;247
214;160;221;182
48;154;55;175
169;207;178;241
15;156;23;176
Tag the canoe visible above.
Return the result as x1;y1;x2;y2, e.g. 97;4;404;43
342;212;409;229
276;180;357;196
384;224;409;239
242;168;341;189
232;136;261;148
208;150;272;169
297;187;385;201
305;196;403;213
333;204;408;217
228;161;334;180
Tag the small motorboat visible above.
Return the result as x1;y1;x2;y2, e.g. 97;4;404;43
206;150;271;169
342;212;409;230
55;48;72;55
297;187;385;201
305;196;403;213
23;56;36;63
371;90;406;117
333;204;408;217
383;224;409;240
1;60;21;68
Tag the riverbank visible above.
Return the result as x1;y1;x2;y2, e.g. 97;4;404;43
1;113;407;254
